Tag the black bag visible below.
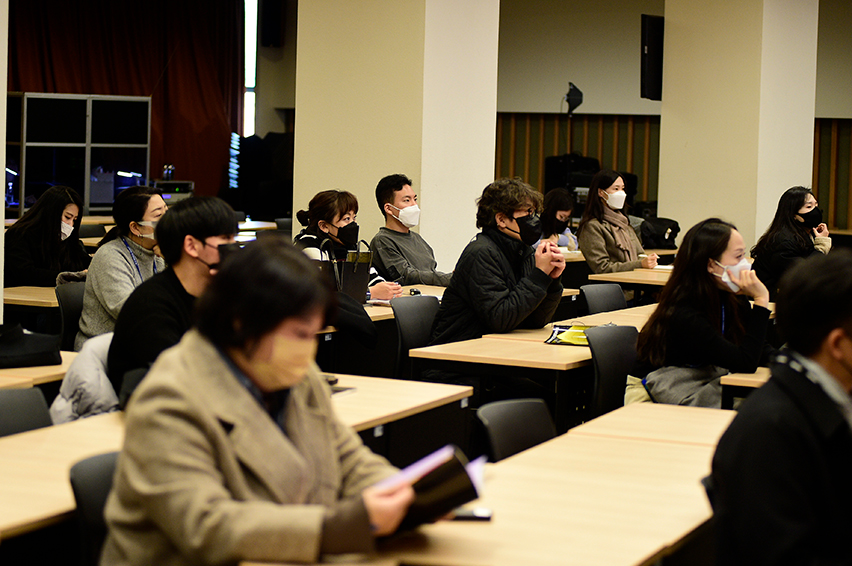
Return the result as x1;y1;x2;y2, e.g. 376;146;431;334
640;217;680;249
316;239;373;304
0;324;61;368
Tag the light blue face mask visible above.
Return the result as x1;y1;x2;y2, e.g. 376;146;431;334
714;258;751;292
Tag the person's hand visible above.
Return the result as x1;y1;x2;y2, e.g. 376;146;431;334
534;242;555;275
153;244;163;259
542;241;565;279
640;253;659;269
814;223;830;238
362;482;415;536
370;281;403;301
729;268;770;307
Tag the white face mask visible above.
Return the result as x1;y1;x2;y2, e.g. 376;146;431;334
59;221;74;241
389;203;421;228
604;190;627;210
135;220;158;240
714;258;751;292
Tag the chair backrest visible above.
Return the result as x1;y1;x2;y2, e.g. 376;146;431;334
579;283;627;315
69;451;119;566
274;217;293;232
78;224;106;239
233;210;247;223
0;388;52;437
390;295;440;379
584;325;639;420
477;398;556;462
56;281;86;351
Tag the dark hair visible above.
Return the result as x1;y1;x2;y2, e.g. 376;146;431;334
155;197;238;265
751;186;814;260
295;190;359;236
776;249;852;356
577;169;624;237
375;174;413;217
195;238;335;352
6;185;89;272
637;218;745;366
541;188;575;238
475;177;543;229
102;185;164;245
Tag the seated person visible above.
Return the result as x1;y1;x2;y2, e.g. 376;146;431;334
294;189;401;301
75;186;167;350
751;186;831;301
711;249;852;566
577;169;657;273
535;188;578;250
370;174;452;286
101;239;414;566
107;196;238;403
629;219;773;407
4;185;91;287
430;177;565;347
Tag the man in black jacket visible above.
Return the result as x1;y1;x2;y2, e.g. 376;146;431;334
431;177;564;346
711;249;852;566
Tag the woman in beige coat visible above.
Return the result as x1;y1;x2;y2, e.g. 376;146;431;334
101;239;413;566
577;169;658;273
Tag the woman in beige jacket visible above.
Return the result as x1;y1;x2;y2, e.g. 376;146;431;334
577;169;658;273
101;240;413;566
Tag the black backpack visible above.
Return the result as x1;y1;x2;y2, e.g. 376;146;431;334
640;217;680;249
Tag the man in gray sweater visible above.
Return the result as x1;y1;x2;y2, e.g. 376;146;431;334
370;174;452;286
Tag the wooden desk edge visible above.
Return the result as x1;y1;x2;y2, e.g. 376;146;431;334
349;387;473;432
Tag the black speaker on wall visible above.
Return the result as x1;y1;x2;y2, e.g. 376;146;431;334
260;0;284;48
640;14;664;101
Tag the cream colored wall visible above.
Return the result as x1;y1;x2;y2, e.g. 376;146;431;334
255;0;297;137
293;1;426;241
497;0;665;115
816;0;852;119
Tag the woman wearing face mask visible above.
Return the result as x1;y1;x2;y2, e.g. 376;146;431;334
535;188;578;250
100;239;414;566
751;186;831;301
628;218;773;408
295;189;402;301
576;169;658;273
3;185;91;288
75;185;167;350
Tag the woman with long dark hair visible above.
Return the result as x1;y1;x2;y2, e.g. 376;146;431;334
535;188;578;250
628;218;772;407
576;169;657;273
4;185;91;287
751;186;831;301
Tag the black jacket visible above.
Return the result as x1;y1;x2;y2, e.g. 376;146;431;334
711;353;852;566
430;226;562;345
752;231;820;301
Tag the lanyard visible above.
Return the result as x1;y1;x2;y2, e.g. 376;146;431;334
721;303;726;336
121;237;157;283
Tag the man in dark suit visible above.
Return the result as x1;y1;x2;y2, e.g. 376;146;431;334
711;249;852;566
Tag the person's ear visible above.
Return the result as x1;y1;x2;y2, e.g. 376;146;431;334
825;328;847;362
495;212;509;229
129;221;141;237
384;203;393;216
184;235;201;258
318;220;331;234
707;258;717;274
598;189;608;201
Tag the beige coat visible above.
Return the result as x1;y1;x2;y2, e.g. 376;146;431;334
578;218;646;273
101;331;396;566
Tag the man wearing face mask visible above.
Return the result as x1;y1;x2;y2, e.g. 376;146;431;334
106;197;238;405
370;174;452;286
430;177;564;349
711;250;852;566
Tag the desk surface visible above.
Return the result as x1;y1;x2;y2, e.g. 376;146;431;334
410;336;592;371
588;269;671;286
0;351;77;384
80;215;114;225
720;366;770;388
3;285;59;307
238;220;278;231
0;376;34;388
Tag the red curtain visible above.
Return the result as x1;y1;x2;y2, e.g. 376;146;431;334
8;0;244;197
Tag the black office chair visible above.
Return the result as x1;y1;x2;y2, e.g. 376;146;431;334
0;388;52;437
584;325;639;420
477;398;557;462
69;451;119;566
274;217;293;232
390;295;440;379
78;224;106;239
580;283;627;315
233;210;247;223
56;281;86;351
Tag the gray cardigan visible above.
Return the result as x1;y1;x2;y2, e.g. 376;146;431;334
578;218;645;274
75;237;165;350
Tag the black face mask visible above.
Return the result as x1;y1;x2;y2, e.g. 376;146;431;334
507;214;542;246
798;207;822;229
333;222;360;249
552;218;570;235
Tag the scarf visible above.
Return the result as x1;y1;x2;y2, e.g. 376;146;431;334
601;206;638;262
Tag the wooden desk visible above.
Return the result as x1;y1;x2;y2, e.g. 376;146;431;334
238;220;277;231
588;269;671;286
645;248;678;256
3;286;59;307
570;402;735;446
80;215;114;225
0;376;34;388
81;236;101;248
0;351;77;385
720;367;770;409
